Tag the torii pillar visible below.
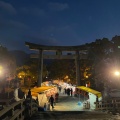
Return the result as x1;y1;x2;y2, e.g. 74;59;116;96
75;50;80;86
37;49;43;87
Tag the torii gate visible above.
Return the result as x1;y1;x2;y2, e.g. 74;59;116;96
25;42;87;87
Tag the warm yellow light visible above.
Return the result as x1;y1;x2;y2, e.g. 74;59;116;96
0;66;2;69
0;70;2;74
86;76;88;78
19;75;22;78
68;79;70;81
64;75;68;79
0;66;3;75
115;71;120;76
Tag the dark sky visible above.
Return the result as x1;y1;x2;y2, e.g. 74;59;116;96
0;0;120;53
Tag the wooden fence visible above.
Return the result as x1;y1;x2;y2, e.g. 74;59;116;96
0;98;38;120
94;99;120;113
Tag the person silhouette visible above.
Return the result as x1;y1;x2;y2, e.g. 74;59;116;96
49;95;54;108
70;88;73;96
14;80;25;101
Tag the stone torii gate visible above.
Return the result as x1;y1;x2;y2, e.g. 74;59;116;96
25;42;87;87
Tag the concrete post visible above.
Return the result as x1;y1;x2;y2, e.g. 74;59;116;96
75;50;80;86
37;49;43;87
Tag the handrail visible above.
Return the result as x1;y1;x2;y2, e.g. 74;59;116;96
0;99;25;120
0;97;38;120
94;99;120;113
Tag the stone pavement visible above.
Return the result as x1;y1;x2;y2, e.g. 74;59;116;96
50;91;85;111
30;91;120;120
30;111;118;120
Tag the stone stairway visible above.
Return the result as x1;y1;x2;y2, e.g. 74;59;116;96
30;111;120;120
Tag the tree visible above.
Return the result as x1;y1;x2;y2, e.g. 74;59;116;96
48;59;76;84
16;59;48;87
85;38;114;90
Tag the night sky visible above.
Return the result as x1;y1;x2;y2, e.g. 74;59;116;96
1;0;120;53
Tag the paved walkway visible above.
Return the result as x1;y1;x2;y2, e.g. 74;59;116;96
50;91;88;111
30;91;120;120
31;111;117;120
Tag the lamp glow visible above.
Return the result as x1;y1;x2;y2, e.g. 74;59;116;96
115;71;120;76
0;66;3;75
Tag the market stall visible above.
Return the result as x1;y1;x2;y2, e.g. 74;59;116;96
31;86;58;107
76;86;102;109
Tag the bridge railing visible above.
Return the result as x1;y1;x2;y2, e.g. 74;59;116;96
94;99;120;113
0;97;38;120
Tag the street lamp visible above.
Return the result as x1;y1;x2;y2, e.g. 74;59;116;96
113;70;120;89
114;71;120;76
0;65;10;98
0;66;3;75
86;75;88;78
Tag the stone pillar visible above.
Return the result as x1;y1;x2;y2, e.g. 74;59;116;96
37;49;43;87
75;50;80;86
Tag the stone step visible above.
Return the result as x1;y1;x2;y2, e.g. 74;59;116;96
30;111;120;120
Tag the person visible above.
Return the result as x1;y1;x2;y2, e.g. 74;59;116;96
27;89;32;99
49;95;54;109
44;103;47;111
58;86;61;93
67;88;70;96
64;88;67;94
55;92;59;103
70;88;73;97
14;80;25;101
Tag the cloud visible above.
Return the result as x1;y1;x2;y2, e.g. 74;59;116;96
25;34;59;46
21;7;45;16
0;1;17;14
0;33;31;53
48;2;69;11
0;19;28;30
37;25;85;46
9;20;28;29
31;8;45;16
